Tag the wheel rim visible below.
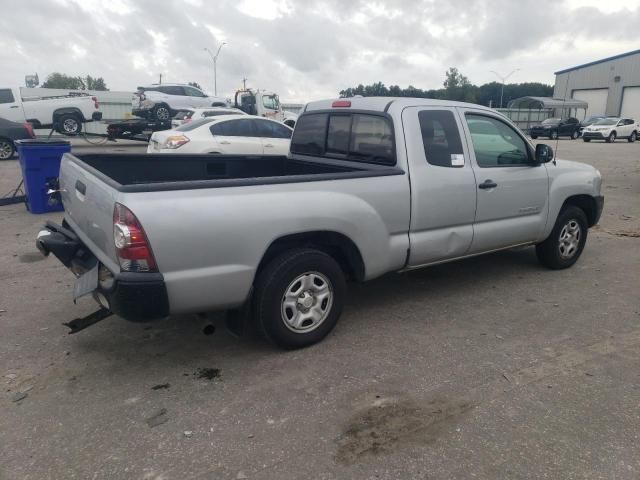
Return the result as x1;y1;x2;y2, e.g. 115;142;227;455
157;108;170;120
609;133;615;142
281;271;333;333
63;118;78;133
0;141;12;159
558;220;581;259
632;133;637;141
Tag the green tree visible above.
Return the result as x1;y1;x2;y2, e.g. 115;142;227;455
42;72;108;91
188;81;202;90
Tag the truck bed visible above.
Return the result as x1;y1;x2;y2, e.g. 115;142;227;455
68;153;403;193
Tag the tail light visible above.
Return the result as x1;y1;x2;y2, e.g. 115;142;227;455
113;203;157;272
91;96;99;109
162;135;189;149
23;122;35;138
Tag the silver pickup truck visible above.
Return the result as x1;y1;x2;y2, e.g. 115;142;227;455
37;97;603;349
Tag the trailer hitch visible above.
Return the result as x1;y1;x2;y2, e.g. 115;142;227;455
63;308;113;334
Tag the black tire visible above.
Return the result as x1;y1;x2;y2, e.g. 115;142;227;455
549;131;558;140
153;104;171;122
606;131;616;143
0;138;15;160
536;206;588;270
253;248;346;349
56;114;82;135
530;135;538;139
583;138;591;142
628;131;637;143
571;130;579;140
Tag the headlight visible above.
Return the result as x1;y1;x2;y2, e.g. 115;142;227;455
162;135;190;149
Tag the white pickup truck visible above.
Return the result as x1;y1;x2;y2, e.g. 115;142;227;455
37;97;603;349
0;87;102;135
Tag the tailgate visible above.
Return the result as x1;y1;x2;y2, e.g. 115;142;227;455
58;154;121;272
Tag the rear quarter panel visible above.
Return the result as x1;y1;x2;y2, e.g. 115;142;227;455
121;174;411;314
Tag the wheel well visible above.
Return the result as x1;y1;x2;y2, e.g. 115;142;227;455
257;231;365;281
53;108;84;121
562;195;598;226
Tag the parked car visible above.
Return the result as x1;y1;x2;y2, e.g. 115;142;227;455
0;118;35;160
132;84;228;122
578;115;607;136
37;97;603;349
171;107;247;128
0;87;102;135
529;117;580;140
582;117;638;143
148;115;292;155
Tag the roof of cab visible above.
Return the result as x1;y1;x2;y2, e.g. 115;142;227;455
304;97;496;114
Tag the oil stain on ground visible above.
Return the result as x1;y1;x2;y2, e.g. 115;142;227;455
195;368;221;380
336;396;473;464
19;253;45;263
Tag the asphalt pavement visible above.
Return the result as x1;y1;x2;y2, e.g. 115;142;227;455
0;137;639;479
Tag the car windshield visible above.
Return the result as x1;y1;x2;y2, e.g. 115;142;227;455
541;118;561;125
593;118;617;126
175;118;216;131
585;116;603;123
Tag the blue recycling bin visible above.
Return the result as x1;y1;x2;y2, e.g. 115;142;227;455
16;139;71;214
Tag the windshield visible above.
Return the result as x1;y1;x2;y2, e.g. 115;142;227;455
593;118;617;126
262;94;280;110
585;116;603;123
541;118;560;125
175;118;216;131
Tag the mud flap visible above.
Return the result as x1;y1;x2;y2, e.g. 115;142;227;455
63;308;113;334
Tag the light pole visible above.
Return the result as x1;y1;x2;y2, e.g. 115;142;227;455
205;42;226;96
489;69;520;108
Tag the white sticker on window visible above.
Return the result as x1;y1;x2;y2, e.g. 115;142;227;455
451;154;464;166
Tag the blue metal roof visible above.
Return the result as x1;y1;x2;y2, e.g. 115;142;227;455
555;49;640;75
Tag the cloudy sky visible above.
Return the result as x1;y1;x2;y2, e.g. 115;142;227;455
1;0;639;101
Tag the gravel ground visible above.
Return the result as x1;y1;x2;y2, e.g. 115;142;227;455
0;137;638;480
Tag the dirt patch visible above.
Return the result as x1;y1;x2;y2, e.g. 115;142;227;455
336;396;473;464
19;252;45;263
195;368;221;380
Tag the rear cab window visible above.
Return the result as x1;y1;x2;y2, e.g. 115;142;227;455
291;112;395;165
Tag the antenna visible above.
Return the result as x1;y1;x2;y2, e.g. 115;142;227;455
554;70;571;164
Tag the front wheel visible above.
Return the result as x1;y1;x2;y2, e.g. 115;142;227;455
629;131;637;143
254;248;346;349
571;130;579;139
606;131;616;143
549;131;558;140
536;206;588;270
0;138;15;160
153;104;171;122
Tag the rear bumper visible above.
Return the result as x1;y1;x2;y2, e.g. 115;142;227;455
529;128;551;136
36;221;169;322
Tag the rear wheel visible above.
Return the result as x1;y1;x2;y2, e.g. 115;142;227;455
571;130;579;139
606;131;616;143
536;206;588;270
549;131;558;140
628;131;637;143
530;135;538;139
153;104;171;122
253;248;346;349
56;114;82;135
0;138;14;160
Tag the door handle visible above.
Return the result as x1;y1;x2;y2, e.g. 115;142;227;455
264;143;274;148
219;140;231;145
478;179;497;189
75;180;86;195
10;105;19;109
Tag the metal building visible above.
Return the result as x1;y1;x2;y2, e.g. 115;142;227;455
553;49;640;120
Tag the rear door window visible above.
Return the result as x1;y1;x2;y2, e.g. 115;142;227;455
211;119;256;137
0;89;15;103
161;86;185;96
418;110;464;167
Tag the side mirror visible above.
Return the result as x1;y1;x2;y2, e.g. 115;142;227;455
535;144;554;163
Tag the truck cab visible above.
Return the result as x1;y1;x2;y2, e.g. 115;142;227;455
234;89;298;128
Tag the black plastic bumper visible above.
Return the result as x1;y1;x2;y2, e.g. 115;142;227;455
91;111;103;121
582;132;605;139
36;221;169;322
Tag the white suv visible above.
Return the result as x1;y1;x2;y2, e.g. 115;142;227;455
582;117;638;143
132;84;228;122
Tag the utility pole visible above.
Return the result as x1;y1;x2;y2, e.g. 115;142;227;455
489;69;520;108
158;73;162;84
204;42;226;96
242;77;248;90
